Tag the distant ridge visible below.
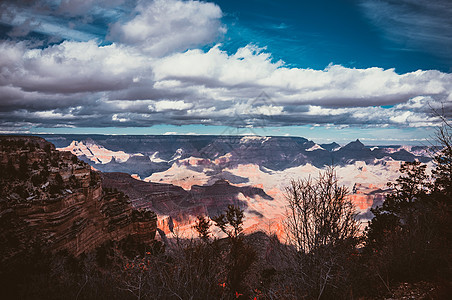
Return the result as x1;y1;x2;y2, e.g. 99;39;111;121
25;134;433;179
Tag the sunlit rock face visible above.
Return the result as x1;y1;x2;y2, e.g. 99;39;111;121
144;157;408;237
49;135;431;178
0;136;157;261
45;134;434;238
101;172;273;237
58;140;130;164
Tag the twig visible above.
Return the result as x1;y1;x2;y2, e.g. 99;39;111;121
377;272;391;294
76;274;88;300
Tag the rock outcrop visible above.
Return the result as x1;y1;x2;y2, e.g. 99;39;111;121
102;173;272;216
0;136;157;263
101;172;273;236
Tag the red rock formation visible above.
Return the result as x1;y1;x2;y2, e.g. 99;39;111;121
348;183;387;214
101;172;274;236
0;136;157;261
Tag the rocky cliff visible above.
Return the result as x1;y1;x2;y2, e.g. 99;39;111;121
0;136;157;263
101;172;273;236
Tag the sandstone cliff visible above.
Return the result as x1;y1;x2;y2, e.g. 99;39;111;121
101;172;274;238
0;136;157;263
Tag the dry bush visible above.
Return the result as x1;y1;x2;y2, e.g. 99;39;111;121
282;168;361;299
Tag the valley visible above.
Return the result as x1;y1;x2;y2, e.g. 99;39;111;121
45;134;433;238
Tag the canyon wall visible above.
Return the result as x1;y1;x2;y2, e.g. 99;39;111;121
0;136;157;262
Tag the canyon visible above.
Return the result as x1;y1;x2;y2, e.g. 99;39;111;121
44;134;434;237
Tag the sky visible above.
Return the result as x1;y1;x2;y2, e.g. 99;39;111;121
0;0;451;144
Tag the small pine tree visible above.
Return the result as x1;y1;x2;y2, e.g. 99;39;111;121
194;215;211;242
212;205;244;240
212;206;256;299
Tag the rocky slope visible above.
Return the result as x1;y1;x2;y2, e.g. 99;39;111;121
102;172;273;236
42;134;434;236
0;136;157;263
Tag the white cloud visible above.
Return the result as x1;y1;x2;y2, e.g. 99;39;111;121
153;45;452;108
33;110;74;119
253;105;284;116
0;40;149;93
307;106;349;116
1;0;450;135
153;44;282;85
150;100;193;112
108;0;225;56
112;114;129;122
1;38;451;130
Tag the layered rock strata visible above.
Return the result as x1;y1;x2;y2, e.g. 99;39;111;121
0;136;157;262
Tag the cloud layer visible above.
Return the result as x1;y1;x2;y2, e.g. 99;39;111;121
108;0;225;56
0;0;451;133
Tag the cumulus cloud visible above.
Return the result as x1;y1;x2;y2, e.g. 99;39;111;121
108;0;225;56
153;45;452;108
112;113;129;122
1;39;451;131
0;0;451;133
0;40;149;93
150;100;194;112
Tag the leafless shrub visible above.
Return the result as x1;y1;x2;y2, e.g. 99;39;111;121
283;167;361;299
284;167;360;253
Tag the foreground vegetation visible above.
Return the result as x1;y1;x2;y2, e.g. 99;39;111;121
0;123;451;299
